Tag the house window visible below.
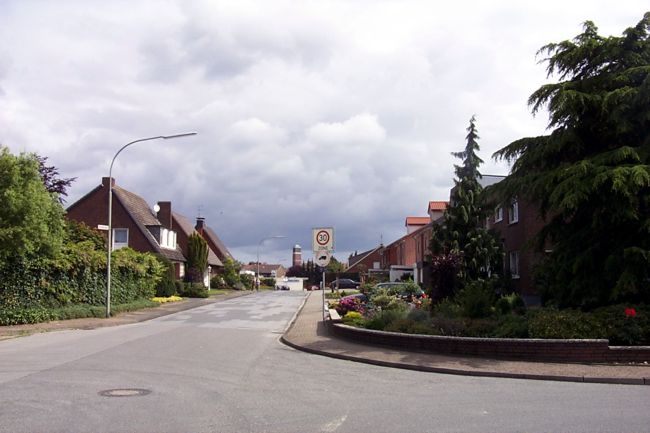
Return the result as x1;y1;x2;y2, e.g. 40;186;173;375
509;250;520;279
508;199;519;224
112;228;128;250
159;229;177;249
178;263;185;278
373;261;380;270
494;206;504;223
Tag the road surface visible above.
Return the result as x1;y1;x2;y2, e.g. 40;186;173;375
1;291;649;433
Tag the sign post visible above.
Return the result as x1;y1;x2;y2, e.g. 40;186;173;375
312;227;334;321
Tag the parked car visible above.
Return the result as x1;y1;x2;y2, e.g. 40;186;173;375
329;279;360;289
374;282;425;301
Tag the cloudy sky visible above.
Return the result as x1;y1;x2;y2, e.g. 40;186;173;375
1;1;646;265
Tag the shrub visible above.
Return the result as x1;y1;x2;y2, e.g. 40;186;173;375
492;315;529;338
336;297;364;316
528;308;605;339
342;311;366;327
429;316;466;336
495;293;527;316
155;255;177;297
177;283;209;298
432;298;462;318
364;308;409;331
591;304;650;345
456;281;495;318
239;273;254;289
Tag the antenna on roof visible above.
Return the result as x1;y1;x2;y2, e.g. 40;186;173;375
197;204;203;218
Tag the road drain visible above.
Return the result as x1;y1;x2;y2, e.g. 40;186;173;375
99;388;152;397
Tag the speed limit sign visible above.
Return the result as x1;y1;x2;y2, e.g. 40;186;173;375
312;227;334;252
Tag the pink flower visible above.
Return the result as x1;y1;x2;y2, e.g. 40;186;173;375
625;308;637;318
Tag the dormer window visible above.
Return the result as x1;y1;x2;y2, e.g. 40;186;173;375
159;228;177;249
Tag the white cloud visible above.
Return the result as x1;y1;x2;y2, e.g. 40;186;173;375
0;0;647;263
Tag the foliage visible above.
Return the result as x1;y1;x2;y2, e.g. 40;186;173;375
221;257;242;288
0;147;66;262
155;255;177;297
492;13;650;308
239;273;254;289
495;293;527;315
35;153;76;203
342;311;366;327
430;117;503;294
177;283;209;298
0;299;159;326
336;297;365;316
456;280;496;318
151;295;183;303
261;277;275;287
428;252;462;303
186;232;208;285
528;308;606;339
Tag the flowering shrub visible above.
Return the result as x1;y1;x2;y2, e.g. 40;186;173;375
342;311;366;327
336;297;365;316
151;295;183;303
625;308;637;318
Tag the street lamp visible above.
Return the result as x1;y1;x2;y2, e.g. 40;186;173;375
256;235;285;291
106;132;197;318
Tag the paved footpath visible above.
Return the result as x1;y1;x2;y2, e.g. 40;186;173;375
282;291;650;385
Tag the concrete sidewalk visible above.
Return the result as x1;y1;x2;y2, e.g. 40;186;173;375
281;292;650;385
0;291;252;341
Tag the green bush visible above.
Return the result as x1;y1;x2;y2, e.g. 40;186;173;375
432;298;462;318
456;281;495;319
177;283;209;298
155;255;177;297
492;315;529;338
528;308;605;339
591;304;650;345
495;293;527;316
364;309;409;331
0;307;54;325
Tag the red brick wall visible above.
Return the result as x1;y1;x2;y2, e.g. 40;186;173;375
330;323;650;363
66;178;155;255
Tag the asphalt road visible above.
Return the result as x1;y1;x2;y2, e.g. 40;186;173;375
1;291;649;433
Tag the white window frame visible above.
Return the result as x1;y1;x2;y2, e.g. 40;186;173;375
494;206;504;223
112;228;129;251
509;250;520;279
508;199;519;224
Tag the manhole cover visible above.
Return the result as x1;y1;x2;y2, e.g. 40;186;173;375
99;388;152;397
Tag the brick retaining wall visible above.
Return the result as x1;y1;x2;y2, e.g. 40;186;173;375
328;321;650;363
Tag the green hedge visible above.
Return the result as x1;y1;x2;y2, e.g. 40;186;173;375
0;299;159;326
0;246;163;311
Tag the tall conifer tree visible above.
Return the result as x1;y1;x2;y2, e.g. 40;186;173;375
431;117;501;289
492;13;650;307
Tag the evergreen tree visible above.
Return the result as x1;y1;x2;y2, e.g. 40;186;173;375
492;13;650;307
186;232;208;285
431;117;502;290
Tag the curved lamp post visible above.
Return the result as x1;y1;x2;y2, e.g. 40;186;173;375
256;235;285;291
106;132;197;317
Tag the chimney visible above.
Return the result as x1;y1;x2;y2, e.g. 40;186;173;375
157;201;172;229
102;177;116;188
195;217;205;234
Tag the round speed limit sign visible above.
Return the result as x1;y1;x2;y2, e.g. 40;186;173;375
312;227;334;251
316;230;330;246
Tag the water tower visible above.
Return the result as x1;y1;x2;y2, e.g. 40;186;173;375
292;244;302;267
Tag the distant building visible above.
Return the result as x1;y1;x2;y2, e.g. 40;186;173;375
292;244;302;267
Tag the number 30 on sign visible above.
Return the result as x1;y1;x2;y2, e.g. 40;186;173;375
312;227;334;252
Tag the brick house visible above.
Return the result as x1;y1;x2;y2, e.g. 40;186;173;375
67;177;229;285
347;246;384;282
486;195;547;305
